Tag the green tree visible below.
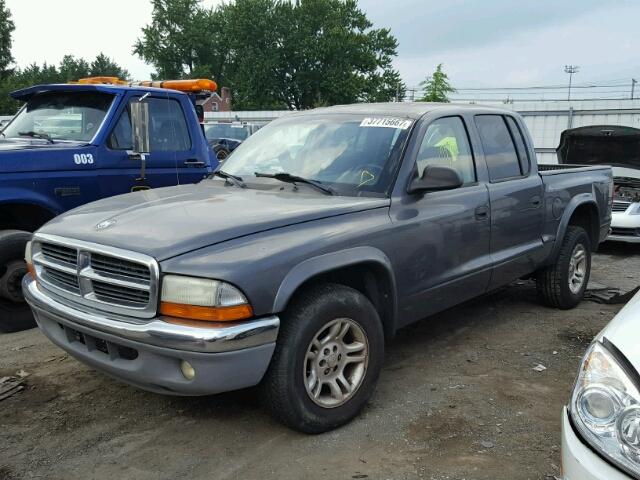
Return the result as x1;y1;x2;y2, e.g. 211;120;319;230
419;64;456;103
90;53;130;79
58;55;90;82
134;0;403;109
0;0;15;76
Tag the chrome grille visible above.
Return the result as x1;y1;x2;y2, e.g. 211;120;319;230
612;201;631;213
32;234;159;319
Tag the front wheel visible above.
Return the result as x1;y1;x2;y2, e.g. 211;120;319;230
262;283;384;433
536;226;591;309
0;230;36;333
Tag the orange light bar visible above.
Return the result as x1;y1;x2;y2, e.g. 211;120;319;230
136;79;217;93
160;302;253;322
77;76;128;85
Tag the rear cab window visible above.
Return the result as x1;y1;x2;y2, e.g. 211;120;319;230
475;114;529;182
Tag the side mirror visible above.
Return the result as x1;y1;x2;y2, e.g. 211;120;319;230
408;165;463;193
131;101;151;155
129;101;151;181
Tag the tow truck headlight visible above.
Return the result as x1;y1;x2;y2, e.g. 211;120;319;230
570;340;640;477
160;275;253;322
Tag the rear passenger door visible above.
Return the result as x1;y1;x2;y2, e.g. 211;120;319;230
474;114;544;288
101;95;200;196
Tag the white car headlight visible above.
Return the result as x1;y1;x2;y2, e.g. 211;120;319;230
160;275;252;323
570;340;640;476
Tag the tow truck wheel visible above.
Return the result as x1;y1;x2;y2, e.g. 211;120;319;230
0;230;35;333
262;283;384;433
536;226;592;310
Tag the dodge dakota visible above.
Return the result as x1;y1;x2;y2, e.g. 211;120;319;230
23;103;613;432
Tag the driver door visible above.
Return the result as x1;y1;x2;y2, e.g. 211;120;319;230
97;94;196;197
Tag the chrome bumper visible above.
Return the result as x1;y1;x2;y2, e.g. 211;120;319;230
23;275;279;354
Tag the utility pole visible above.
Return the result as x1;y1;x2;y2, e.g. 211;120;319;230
632;78;637;100
564;65;580;101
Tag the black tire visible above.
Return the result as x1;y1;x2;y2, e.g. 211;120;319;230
0;230;35;333
262;283;384;433
536;226;591;309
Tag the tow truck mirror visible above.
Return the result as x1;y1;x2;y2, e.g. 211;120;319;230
408;165;463;193
131;101;151;155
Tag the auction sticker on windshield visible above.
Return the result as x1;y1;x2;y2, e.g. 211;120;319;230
360;117;412;129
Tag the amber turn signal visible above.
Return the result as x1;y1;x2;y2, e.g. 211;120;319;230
160;302;253;322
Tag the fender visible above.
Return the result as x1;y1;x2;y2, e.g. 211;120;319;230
550;193;599;261
273;246;398;334
0;187;63;218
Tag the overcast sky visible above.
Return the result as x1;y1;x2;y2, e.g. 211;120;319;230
7;0;640;96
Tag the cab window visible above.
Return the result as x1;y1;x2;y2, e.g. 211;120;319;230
415;116;476;184
475;115;523;181
109;97;192;151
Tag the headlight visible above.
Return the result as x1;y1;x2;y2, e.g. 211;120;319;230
24;241;36;279
570;340;640;476
159;275;253;323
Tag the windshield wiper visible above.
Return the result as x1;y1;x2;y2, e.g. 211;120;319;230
211;170;246;188
18;131;54;144
254;172;335;195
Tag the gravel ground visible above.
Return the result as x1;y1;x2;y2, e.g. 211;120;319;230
1;241;638;480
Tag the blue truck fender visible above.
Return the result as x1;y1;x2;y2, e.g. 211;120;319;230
272;246;398;337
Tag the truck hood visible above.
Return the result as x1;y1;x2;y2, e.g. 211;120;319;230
557;125;640;170
0;138;89;173
597;288;640;369
39;182;390;260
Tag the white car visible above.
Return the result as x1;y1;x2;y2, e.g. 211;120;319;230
610;167;640;244
562;289;640;479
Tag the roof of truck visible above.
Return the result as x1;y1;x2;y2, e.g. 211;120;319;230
307;102;516;119
10;83;187;102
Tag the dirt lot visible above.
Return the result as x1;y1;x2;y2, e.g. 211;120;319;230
1;242;639;480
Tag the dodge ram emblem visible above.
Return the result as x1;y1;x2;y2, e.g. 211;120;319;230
95;218;117;230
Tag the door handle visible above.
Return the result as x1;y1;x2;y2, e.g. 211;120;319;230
530;196;542;207
184;159;206;167
475;206;490;221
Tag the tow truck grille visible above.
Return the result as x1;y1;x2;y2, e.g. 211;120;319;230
612;201;631;213
32;235;159;319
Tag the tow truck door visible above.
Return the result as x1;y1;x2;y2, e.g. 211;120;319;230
98;93;208;196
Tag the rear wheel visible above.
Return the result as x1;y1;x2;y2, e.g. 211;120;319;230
536;226;591;309
0;230;35;333
263;283;384;433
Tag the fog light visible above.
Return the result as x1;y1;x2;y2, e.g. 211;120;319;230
180;360;196;380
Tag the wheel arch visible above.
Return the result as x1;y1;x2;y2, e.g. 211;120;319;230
273;247;398;339
552;196;600;261
0;201;58;232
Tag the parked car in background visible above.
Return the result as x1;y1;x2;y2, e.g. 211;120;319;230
205;121;262;160
558;125;640;243
24;103;612;432
562;288;640;479
0;78;219;332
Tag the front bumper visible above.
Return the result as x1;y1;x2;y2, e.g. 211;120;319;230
607;234;640;244
561;407;631;480
23;275;279;395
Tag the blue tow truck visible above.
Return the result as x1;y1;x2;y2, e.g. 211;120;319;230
0;77;219;331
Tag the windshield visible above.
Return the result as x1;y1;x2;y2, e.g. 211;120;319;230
221;114;412;196
205;123;250;141
3;91;115;142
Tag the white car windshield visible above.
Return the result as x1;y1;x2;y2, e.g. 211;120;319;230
3;91;115;142
221;114;412;196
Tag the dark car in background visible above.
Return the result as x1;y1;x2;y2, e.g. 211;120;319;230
205;121;262;161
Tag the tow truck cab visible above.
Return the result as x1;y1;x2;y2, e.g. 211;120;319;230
0;77;220;332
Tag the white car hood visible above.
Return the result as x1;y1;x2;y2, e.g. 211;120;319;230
598;289;640;366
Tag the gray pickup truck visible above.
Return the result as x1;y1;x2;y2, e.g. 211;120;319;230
23;103;613;433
